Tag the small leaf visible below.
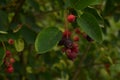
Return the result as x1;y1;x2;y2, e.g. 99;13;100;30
0;31;8;34
14;38;24;52
77;13;103;42
35;27;62;54
0;47;5;66
69;0;98;10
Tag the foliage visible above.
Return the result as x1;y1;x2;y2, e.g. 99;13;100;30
0;0;120;80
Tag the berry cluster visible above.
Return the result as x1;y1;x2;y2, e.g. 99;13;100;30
59;30;79;60
4;50;15;73
59;14;93;60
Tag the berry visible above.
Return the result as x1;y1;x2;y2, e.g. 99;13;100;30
10;58;15;64
58;37;67;46
67;14;76;23
8;38;14;45
63;30;71;37
72;47;79;53
6;50;11;57
6;65;14;73
86;35;93;42
82;33;93;42
66;52;77;60
73;36;79;41
66;49;72;53
64;38;73;48
75;28;81;34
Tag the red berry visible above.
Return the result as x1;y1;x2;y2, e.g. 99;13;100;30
66;52;77;60
8;38;14;45
10;58;15;64
67;14;76;23
6;65;14;73
63;30;71;37
73;36;79;41
6;50;11;57
75;28;81;34
66;49;72;53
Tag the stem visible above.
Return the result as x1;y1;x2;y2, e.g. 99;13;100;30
64;10;69;38
72;44;91;80
1;41;6;51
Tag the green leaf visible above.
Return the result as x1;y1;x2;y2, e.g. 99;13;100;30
15;38;25;52
35;27;62;54
77;13;103;42
19;25;37;44
91;0;102;5
69;0;98;10
0;47;5;66
84;7;104;27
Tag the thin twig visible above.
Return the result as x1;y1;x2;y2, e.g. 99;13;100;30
1;41;6;51
72;44;91;80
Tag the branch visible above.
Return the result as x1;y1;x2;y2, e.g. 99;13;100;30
72;44;91;80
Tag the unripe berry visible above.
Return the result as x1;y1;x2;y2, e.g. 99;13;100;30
73;36;79;41
6;65;14;73
8;38;14;45
10;58;15;64
67;14;76;23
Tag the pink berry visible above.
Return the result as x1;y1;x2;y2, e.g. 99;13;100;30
6;50;11;57
66;49;72;53
8;38;14;45
67;14;76;23
66;52;77;60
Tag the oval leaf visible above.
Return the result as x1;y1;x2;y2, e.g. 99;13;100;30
0;47;5;66
77;13;103;42
35;27;62;54
69;0;97;10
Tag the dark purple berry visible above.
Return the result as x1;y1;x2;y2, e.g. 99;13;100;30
64;38;73;48
86;35;93;42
